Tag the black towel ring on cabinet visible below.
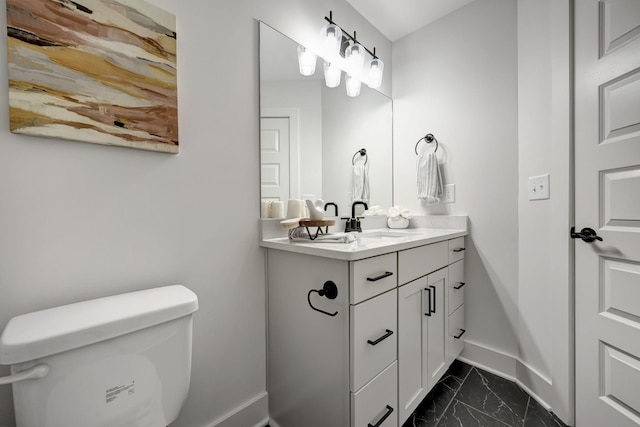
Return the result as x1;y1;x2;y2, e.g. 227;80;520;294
415;133;438;155
352;148;368;165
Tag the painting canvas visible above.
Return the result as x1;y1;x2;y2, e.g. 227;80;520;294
6;0;178;153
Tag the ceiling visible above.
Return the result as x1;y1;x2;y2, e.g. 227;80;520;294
345;0;476;42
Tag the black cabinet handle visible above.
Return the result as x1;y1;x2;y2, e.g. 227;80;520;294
453;329;466;339
368;405;394;427
366;271;393;282
367;329;394;346
453;282;466;290
452;247;466;252
430;285;436;314
424;288;431;316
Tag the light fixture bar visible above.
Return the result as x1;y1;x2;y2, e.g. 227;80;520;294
324;11;379;59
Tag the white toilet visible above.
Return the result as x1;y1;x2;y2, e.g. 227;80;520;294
0;285;198;427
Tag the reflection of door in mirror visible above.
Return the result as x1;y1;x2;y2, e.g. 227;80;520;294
260;107;300;206
260;117;290;202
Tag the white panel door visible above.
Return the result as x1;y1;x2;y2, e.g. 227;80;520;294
575;1;640;425
260;117;290;202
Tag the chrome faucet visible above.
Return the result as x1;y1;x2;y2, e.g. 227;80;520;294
345;201;368;233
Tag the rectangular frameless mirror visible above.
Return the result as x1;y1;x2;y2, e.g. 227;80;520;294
259;22;393;218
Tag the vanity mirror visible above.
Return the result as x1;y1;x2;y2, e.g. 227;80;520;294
259;22;392;217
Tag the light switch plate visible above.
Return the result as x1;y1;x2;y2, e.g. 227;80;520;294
443;184;455;203
528;174;550;200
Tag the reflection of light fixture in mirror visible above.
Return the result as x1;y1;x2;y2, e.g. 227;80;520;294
321;23;342;59
323;61;341;88
366;57;384;89
297;45;317;76
345;74;361;97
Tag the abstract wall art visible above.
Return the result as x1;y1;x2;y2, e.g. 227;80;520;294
6;0;178;153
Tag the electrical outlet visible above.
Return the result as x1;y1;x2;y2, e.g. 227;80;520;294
528;174;550;200
443;184;455;203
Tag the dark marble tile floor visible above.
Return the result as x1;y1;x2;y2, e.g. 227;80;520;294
402;360;568;427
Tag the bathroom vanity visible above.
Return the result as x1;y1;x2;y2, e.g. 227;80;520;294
261;228;467;427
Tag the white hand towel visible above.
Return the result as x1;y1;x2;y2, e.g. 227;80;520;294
351;164;370;203
417;151;443;204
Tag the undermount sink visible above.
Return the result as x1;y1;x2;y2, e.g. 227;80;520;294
355;230;418;246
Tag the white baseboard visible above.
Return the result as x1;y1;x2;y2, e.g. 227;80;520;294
459;340;553;411
207;391;269;427
459;339;518;378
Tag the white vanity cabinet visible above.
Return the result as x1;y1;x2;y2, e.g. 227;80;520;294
264;232;466;427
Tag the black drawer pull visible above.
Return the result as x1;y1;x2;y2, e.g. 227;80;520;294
366;271;393;282
367;329;394;346
368;405;394;427
452;247;466;253
453;329;466;339
424;288;431;316
453;282;466;290
430;285;436;314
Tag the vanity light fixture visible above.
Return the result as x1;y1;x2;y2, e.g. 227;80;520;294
295;12;384;93
320;22;342;59
323;11;384;94
297;45;317;76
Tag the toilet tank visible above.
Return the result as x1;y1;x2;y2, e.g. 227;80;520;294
0;285;198;427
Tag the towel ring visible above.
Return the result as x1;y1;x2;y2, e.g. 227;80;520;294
352;148;368;165
415;134;438;155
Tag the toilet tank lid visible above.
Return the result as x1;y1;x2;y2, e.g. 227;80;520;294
0;285;198;365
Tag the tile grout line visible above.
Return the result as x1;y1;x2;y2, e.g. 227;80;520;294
522;396;531;425
433;364;475;426
456;400;512;427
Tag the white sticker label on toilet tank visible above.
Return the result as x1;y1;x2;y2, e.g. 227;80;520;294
105;381;135;403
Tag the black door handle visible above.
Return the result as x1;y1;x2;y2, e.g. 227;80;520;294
570;226;603;243
453;282;466;290
367;329;394;346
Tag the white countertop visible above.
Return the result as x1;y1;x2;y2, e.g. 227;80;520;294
260;228;468;261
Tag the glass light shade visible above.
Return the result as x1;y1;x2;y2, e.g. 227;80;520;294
321;23;342;59
323;61;342;88
345;74;361;97
367;58;384;89
345;43;365;74
297;45;317;76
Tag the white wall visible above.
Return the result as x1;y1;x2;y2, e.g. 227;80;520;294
393;0;520;371
393;0;572;423
261;80;323;200
517;0;572;423
322;84;393;213
0;1;391;427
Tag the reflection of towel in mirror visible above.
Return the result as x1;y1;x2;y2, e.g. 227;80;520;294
417;151;442;204
351;163;370;203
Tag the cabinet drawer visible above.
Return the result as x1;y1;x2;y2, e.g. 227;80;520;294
351;289;397;391
448;305;465;360
448;260;465;315
448;237;466;264
351;361;398;427
398;241;448;285
350;253;398;304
